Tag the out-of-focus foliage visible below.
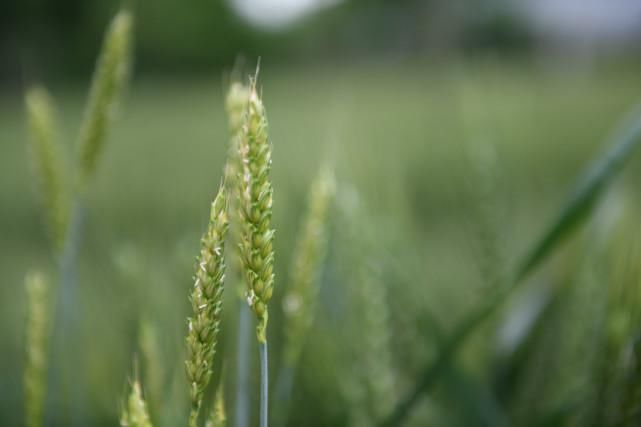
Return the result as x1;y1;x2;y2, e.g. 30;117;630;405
3;61;641;426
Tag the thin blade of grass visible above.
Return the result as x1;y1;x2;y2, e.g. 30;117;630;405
379;108;641;427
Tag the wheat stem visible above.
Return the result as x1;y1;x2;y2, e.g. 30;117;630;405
234;303;251;427
236;74;274;426
259;342;269;427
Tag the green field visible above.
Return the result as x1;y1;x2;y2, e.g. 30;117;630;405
3;60;641;426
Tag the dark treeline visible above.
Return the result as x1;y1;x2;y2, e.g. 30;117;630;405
1;0;532;83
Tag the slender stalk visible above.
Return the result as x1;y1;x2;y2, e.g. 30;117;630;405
45;200;85;427
259;342;269;427
234;303;251;427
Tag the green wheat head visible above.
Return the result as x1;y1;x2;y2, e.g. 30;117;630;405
282;167;335;366
77;9;133;189
25;88;69;252
223;81;250;295
237;79;275;343
24;272;50;427
120;380;153;427
185;186;229;427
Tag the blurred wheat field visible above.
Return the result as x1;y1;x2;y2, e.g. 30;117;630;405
3;60;641;426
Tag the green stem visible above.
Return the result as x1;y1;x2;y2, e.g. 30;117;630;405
45;200;85;427
235;302;251;427
260;341;269;427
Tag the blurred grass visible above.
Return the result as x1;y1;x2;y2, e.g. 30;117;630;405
2;59;641;425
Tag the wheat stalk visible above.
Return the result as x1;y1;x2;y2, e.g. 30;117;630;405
236;73;274;427
42;11;134;425
24;272;50;427
25;88;69;253
121;380;153;427
185;185;229;427
76;8;132;189
223;81;253;427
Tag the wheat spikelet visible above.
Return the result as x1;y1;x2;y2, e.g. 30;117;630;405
24;272;50;427
25;88;69;252
77;9;133;187
237;79;275;343
185;186;229;427
120;380;153;427
282;167;335;367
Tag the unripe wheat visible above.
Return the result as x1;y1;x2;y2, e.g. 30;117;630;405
185;186;229;427
282;167;335;367
77;9;132;188
24;272;50;427
120;380;153;427
25;88;68;252
237;81;275;343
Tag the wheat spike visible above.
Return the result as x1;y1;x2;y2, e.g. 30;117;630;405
77;9;133;188
282;167;335;366
24;272;50;427
237;79;275;343
25;88;69;252
185;186;229;427
120;380;153;427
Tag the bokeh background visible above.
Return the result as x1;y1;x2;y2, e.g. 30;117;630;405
3;0;641;426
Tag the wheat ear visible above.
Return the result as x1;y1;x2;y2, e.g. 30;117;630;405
185;185;229;427
120;380;153;427
224;81;251;292
237;74;274;427
282;167;335;367
76;9;132;188
24;272;50;427
237;79;275;343
25;88;68;252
